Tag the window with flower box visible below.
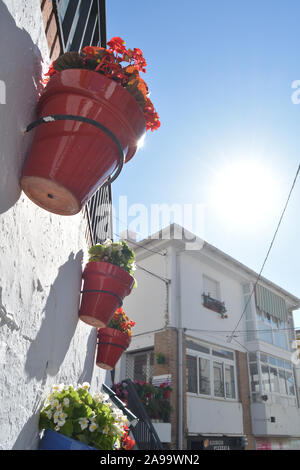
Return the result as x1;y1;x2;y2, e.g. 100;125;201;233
186;338;237;400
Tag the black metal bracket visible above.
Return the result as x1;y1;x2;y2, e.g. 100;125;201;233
97;340;127;350
80;289;123;308
24;114;125;186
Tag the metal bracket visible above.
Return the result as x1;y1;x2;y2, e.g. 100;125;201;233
24;114;125;186
80;289;123;308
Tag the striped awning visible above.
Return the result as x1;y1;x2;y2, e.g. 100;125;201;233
255;284;287;322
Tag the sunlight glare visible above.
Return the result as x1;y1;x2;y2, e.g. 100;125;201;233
209;159;280;230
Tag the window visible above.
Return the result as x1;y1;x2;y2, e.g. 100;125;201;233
186;338;236;400
248;352;297;407
186;355;197;394
256;310;288;350
199;357;210;395
203;275;220;300
126;349;154;382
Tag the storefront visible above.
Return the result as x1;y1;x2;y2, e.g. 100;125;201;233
187;435;245;450
255;437;300;450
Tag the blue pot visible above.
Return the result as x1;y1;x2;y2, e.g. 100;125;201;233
39;429;97;450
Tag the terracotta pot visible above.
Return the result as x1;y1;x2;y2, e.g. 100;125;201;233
21;69;146;215
79;261;135;328
96;327;131;370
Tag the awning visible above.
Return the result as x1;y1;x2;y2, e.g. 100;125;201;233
255;284;287;322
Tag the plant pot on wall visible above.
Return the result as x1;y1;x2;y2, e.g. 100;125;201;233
39;429;97;450
96;327;131;370
79;261;135;328
20;69;146;215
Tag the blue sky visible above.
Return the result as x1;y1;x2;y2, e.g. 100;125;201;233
106;1;300;324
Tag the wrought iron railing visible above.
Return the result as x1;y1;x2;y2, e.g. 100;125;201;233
121;379;163;450
54;0;112;245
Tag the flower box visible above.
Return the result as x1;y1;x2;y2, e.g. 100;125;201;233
202;293;227;317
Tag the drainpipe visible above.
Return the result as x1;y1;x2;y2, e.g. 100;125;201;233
173;249;183;450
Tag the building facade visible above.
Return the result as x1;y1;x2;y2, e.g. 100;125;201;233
0;0;111;449
114;224;300;450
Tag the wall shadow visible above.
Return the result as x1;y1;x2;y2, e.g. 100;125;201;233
0;1;44;213
24;251;84;381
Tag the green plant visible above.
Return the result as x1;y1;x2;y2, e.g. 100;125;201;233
156;352;166;364
88;239;136;277
39;383;131;450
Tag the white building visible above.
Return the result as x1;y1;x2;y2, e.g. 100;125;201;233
114;223;300;450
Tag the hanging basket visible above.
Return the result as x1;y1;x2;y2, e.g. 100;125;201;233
21;69;146;215
96;327;131;370
79;261;135;328
39;429;97;450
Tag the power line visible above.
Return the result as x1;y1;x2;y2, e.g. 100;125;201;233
113;232;166;257
227;163;300;343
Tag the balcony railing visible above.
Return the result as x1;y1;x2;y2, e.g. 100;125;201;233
54;0;112;245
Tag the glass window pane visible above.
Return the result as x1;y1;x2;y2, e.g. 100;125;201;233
277;359;284;368
212;349;234;360
261;365;271;392
269;356;277;366
260;354;268;363
186;355;197;393
286;372;295;396
258;324;273;344
284;361;292;370
250;363;260;393
248;352;257;362
199;357;210;395
278;370;287;394
186;339;210;354
225;365;236;399
270;367;279;392
213;362;224;397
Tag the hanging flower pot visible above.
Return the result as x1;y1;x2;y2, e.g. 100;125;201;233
96;327;131;370
79;240;136;328
96;307;135;370
21;37;160;215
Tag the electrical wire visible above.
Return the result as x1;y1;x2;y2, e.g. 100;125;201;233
227;163;300;343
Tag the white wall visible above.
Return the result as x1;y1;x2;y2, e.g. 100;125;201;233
187;396;244;435
251;403;300;436
123;252;168;336
178;250;246;351
0;1;106;450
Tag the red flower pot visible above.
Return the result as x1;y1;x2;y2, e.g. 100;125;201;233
79;261;135;328
21;69;146;215
96;327;131;370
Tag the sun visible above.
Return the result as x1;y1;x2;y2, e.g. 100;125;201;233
208;158;281;230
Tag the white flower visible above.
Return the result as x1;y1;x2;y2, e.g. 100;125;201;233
50;398;60;409
53;411;60;423
103;239;112;246
81;382;90;390
54;425;60;432
94;392;109;403
89;422;98;432
60;411;68;421
102;425;109;435
63;398;70;408
57;419;66;427
79;418;89;430
52;384;60;392
45;410;52;419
